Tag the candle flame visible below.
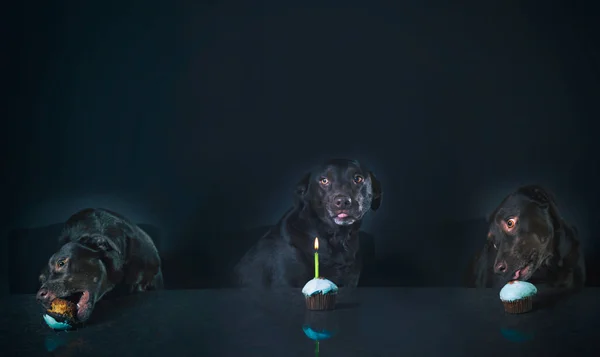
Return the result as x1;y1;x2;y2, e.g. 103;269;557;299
314;237;319;250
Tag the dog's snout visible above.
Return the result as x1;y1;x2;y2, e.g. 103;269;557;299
36;288;49;301
494;261;507;274
36;287;55;303
333;195;352;209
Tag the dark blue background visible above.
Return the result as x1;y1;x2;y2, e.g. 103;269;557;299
4;0;598;293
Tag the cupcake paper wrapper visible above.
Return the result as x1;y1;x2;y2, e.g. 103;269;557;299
502;297;533;314
305;293;337;311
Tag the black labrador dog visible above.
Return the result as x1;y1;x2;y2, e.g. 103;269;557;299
36;208;163;323
234;159;382;288
467;185;585;291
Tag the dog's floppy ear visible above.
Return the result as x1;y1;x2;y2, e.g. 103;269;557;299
519;185;562;231
294;172;311;208
369;171;382;211
473;241;496;288
519;185;556;207
80;234;124;271
80;234;122;255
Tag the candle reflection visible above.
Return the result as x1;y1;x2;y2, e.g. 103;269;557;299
500;327;535;343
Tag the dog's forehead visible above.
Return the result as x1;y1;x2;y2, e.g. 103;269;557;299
51;245;70;260
57;242;78;253
501;194;542;214
493;196;549;233
53;242;91;259
318;160;363;176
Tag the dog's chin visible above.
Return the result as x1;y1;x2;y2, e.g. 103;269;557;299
330;212;357;226
333;217;355;225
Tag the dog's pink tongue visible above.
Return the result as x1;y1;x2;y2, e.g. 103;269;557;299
337;213;348;218
513;265;531;280
76;291;92;321
79;290;90;305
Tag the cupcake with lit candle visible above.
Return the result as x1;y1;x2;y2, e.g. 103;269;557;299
302;238;338;310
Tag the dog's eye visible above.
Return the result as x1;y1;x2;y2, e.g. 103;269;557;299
353;175;364;184
319;178;330;185
506;218;517;229
56;259;66;268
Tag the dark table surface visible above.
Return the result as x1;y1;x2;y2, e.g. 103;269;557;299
2;287;599;357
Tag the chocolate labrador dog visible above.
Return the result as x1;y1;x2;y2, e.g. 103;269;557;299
36;208;163;323
467;185;585;290
234;159;382;288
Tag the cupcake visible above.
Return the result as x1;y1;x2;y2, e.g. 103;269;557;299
43;298;77;330
499;280;537;314
302;278;338;310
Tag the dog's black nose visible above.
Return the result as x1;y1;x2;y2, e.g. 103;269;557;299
37;288;48;300
36;288;54;303
494;261;507;274
333;195;352;209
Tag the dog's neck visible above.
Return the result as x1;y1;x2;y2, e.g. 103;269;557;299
290;206;360;251
545;221;580;270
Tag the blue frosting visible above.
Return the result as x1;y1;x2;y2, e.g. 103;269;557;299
499;281;537;301
302;325;335;341
43;314;73;331
302;278;338;296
